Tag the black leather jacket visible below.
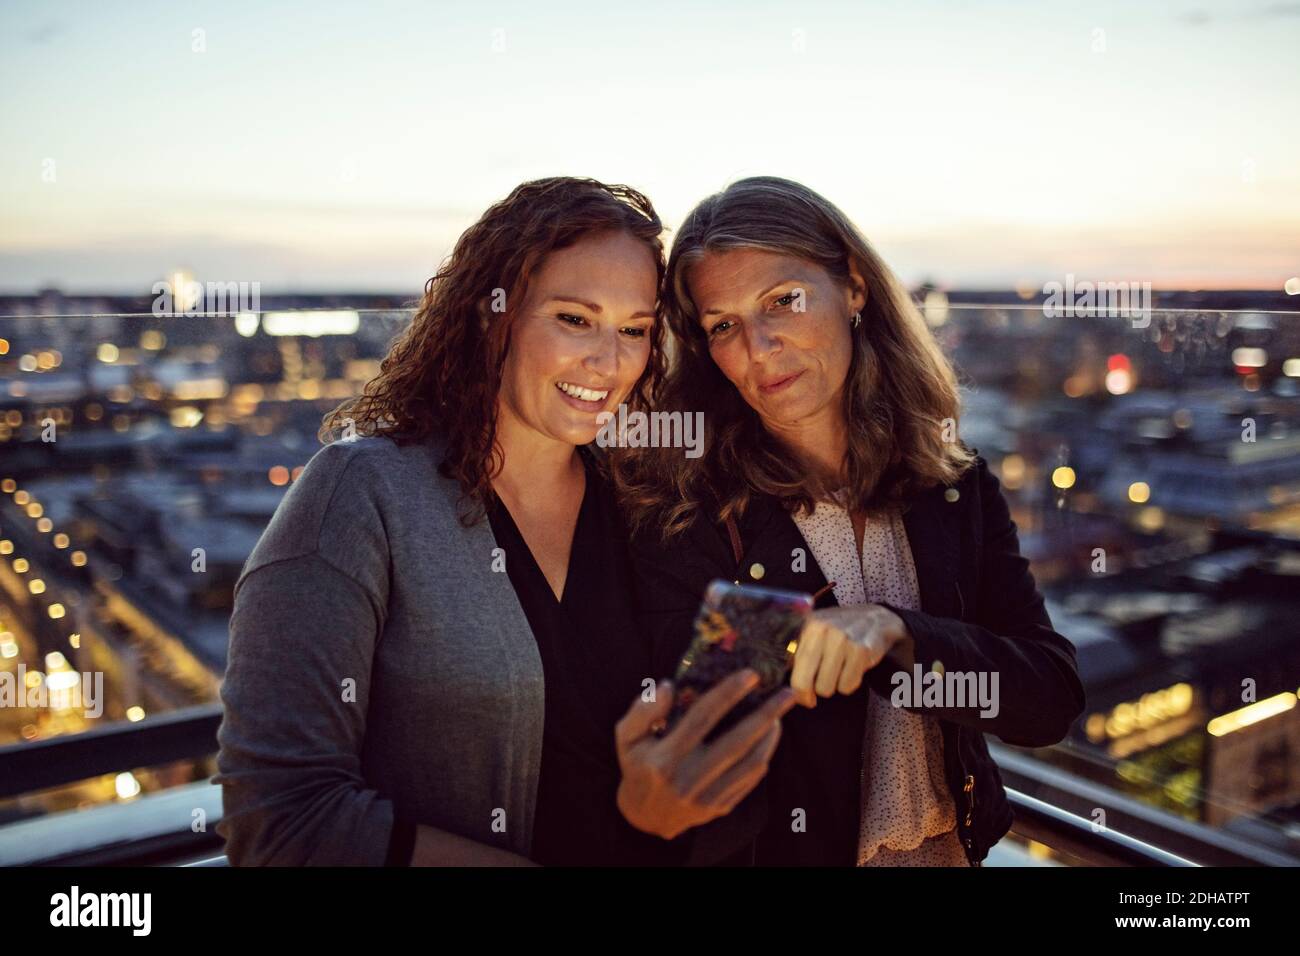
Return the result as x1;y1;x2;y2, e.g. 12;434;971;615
629;450;1086;865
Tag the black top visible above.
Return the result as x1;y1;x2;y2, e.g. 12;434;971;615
484;448;685;865
626;452;1085;864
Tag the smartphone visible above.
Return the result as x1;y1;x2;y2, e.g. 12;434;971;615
666;579;814;738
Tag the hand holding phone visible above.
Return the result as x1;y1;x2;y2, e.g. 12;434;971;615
615;670;796;840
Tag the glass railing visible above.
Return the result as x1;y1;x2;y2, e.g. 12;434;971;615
2;298;1299;866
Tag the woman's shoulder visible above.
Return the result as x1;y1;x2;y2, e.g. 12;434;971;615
307;431;443;487
907;442;988;501
958;446;1005;500
294;432;448;519
917;446;1016;545
238;433;450;587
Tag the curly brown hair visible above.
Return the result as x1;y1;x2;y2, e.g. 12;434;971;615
614;176;974;541
320;177;667;524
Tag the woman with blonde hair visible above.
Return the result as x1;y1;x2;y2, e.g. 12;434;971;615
620;176;1085;866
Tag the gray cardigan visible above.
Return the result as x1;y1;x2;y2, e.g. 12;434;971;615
213;433;546;865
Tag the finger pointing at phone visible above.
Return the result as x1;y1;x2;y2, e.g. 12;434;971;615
789;604;911;708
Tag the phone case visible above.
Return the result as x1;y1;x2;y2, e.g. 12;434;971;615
667;579;814;737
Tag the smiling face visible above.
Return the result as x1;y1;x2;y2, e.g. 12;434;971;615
497;229;658;448
688;247;865;435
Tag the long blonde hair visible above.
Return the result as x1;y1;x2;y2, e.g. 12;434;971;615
615;176;973;540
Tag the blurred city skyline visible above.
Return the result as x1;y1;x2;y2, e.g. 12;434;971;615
2;0;1299;294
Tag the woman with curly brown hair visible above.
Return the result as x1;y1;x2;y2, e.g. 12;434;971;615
214;177;795;866
619;176;1085;866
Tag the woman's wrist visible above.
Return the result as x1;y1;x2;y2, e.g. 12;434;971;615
887;627;916;670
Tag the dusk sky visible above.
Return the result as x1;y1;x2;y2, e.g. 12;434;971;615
2;0;1298;294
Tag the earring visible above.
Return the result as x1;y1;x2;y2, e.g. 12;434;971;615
851;311;861;328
